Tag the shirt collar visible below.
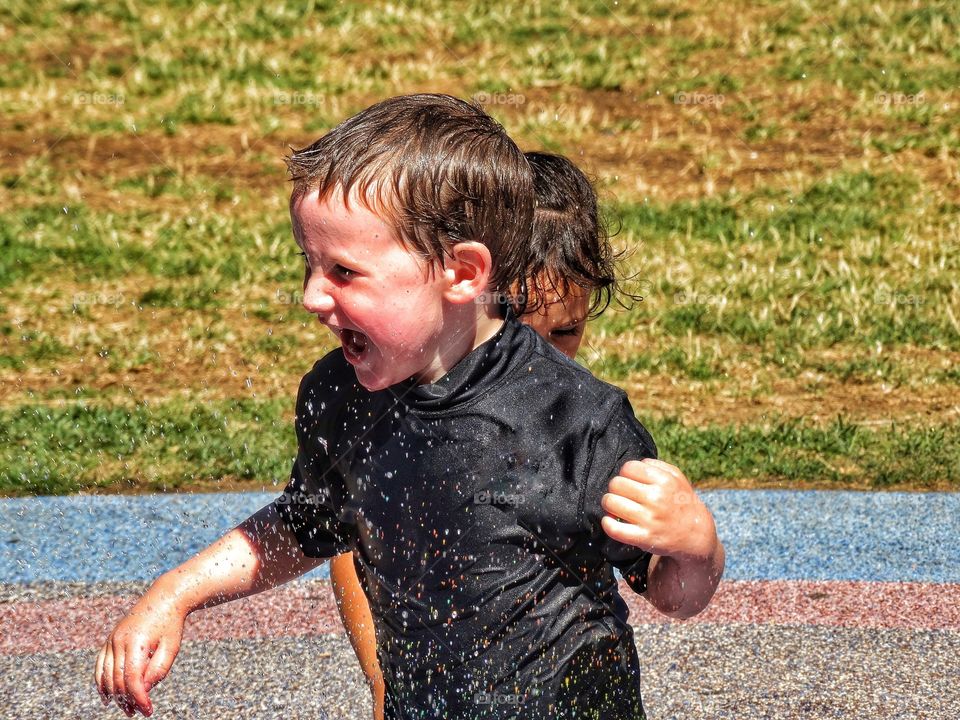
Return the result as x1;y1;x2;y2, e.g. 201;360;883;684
395;308;532;413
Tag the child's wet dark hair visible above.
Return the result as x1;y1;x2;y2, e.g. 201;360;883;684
518;151;635;319
285;93;535;299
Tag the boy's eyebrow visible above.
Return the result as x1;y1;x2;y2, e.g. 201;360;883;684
292;221;369;271
330;246;367;270
296;242;365;270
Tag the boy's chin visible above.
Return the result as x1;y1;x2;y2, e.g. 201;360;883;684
356;376;392;392
349;363;396;392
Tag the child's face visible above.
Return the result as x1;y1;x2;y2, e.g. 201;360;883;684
521;285;591;360
292;187;458;391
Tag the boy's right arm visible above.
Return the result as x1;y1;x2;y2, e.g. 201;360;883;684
94;501;326;717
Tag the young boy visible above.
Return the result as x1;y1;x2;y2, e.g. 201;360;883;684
95;95;724;719
330;150;656;718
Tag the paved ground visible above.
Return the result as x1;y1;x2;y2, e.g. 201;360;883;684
2;490;959;719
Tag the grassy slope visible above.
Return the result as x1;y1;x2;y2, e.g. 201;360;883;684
1;0;958;494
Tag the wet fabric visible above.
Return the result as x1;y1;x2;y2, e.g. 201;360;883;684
274;314;656;719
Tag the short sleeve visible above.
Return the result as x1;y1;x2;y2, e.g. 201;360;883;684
580;390;658;594
274;456;352;559
272;360;354;559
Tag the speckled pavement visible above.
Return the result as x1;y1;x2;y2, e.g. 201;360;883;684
2;490;959;719
3;614;958;719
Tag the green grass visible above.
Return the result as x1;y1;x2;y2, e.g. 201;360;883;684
0;204;298;288
0;398;293;496
591;170;959;351
936;367;960;384
0;331;71;370
3;399;955;496
802;357;907;384
593;347;724;381
2;0;957;117
2;0;958;494
866;121;960;156
653;416;960;488
114;167;247;201
617;171;920;244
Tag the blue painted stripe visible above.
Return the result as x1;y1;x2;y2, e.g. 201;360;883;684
1;490;958;584
0;493;295;584
704;489;960;583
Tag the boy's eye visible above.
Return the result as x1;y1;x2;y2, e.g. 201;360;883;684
297;251;310;269
333;264;356;280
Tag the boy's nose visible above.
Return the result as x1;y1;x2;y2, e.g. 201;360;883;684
302;276;336;315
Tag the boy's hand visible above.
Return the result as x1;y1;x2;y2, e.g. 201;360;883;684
600;458;716;560
94;593;185;717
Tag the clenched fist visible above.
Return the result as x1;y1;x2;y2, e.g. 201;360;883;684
600;458;717;561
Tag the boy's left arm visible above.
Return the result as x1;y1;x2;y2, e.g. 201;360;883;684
600;458;725;620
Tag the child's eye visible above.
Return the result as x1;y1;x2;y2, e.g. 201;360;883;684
333;264;356;280
297;251;310;269
551;325;583;338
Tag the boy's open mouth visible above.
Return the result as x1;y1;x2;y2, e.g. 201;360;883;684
341;329;369;362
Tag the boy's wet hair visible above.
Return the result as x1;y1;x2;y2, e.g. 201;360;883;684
286;94;534;297
519;151;633;319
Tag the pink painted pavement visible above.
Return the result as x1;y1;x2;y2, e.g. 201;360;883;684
3;579;958;657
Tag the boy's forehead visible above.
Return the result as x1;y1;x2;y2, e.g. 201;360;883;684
292;186;399;245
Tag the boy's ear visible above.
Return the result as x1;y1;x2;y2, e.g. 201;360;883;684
441;242;494;305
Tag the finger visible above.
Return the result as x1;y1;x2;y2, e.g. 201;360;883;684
95;646;109;705
641;457;686;480
601;514;650;549
103;644;116;698
112;641;134;716
113;639;125;700
607;474;659;505
618;459;657;483
124;642;153;716
144;639;177;695
601;491;651;527
620;460;680;488
120;697;135;717
637;461;699;508
104;644;135;716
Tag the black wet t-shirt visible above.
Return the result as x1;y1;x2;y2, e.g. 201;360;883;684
274;315;657;720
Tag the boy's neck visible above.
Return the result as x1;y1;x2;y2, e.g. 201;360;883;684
474;311;506;349
414;306;505;385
